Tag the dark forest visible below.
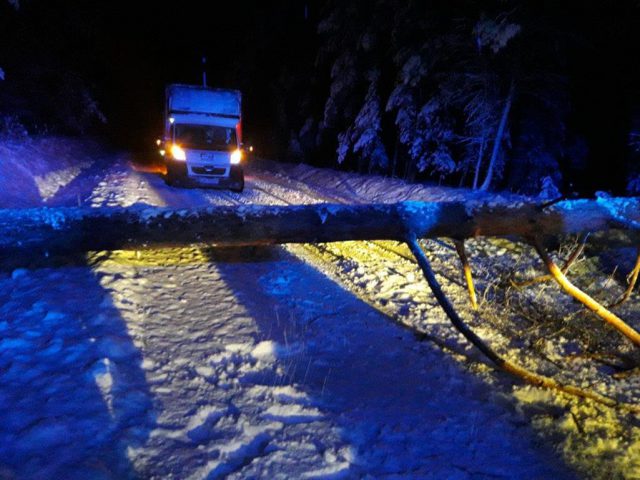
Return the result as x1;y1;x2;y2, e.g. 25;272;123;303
1;0;640;195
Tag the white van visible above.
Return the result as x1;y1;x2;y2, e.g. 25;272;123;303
161;84;244;192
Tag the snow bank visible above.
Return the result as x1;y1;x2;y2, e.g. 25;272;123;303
254;157;530;205
0;137;100;207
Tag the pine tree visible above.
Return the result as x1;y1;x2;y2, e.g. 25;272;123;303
337;70;389;172
303;0;572;192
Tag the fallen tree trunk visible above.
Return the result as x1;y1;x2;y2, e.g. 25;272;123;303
3;197;640;410
1;198;639;255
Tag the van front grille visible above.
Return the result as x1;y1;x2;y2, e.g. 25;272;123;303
192;166;226;176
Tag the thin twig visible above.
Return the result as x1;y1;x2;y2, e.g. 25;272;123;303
537;195;569;211
512;234;588;288
609;246;640;308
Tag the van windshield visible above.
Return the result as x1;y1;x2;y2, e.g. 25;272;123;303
174;124;237;150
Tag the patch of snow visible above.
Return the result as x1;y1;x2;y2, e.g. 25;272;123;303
262;404;323;424
184;405;228;443
34;161;93;201
0;137;103;207
91;358;116;416
251;340;278;361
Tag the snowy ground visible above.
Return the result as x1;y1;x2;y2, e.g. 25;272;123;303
1;138;639;479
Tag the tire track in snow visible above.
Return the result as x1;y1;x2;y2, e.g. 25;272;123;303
80;163;358;477
232;168;480;344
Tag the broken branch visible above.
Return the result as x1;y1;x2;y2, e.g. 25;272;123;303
453;239;478;309
531;237;640;347
406;235;640;413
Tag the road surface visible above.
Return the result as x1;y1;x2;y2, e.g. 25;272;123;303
0;152;581;479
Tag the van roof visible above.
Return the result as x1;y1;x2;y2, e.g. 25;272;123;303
167;84;241;117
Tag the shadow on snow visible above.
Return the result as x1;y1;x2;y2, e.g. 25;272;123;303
0;253;155;479
206;246;579;479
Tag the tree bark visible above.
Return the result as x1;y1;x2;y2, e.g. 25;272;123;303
0;198;638;255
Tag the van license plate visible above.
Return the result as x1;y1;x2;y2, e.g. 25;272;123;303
200;177;220;185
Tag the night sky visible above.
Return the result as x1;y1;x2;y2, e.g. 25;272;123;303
0;1;319;150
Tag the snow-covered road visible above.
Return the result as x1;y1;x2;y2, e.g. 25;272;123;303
1;147;584;479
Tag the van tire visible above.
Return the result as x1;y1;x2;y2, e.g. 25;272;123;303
231;180;244;193
230;166;244;193
165;161;187;187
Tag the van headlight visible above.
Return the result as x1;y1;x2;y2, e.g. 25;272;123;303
171;144;186;161
230;149;242;164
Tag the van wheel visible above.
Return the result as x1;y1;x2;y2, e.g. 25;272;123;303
164;172;175;186
231;178;244;193
230;166;244;193
165;162;186;187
